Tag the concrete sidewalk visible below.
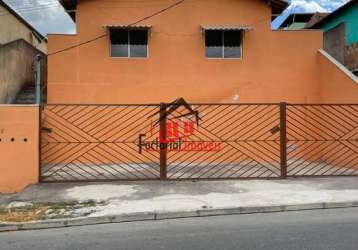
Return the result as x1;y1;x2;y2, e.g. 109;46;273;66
1;177;358;231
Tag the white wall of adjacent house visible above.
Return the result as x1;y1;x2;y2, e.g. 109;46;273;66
0;4;47;53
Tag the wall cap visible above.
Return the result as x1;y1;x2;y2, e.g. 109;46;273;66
319;49;358;84
47;33;77;36
0;104;40;108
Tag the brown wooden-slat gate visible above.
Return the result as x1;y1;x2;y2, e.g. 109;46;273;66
40;103;358;182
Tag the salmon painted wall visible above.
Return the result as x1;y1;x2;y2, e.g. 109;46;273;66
317;50;358;103
0;105;39;193
48;0;323;104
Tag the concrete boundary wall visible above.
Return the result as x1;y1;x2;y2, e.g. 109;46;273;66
0;105;39;193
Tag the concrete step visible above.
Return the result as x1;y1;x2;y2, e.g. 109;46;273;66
14;84;47;104
14;84;36;104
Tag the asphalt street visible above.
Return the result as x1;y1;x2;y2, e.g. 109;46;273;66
1;208;358;250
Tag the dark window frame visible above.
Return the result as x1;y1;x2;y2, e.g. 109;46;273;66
205;30;243;59
110;28;149;58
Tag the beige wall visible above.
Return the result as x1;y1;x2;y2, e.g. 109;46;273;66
0;4;46;53
48;0;323;104
0;105;39;193
0;40;44;103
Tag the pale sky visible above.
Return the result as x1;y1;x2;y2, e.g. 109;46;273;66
3;0;75;35
272;0;350;28
3;0;351;36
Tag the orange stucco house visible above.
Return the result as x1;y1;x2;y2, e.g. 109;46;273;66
3;0;358;193
48;0;358;104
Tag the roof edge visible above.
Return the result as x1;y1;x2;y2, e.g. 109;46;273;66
60;0;289;17
0;38;47;55
311;0;358;28
60;0;76;21
268;0;289;15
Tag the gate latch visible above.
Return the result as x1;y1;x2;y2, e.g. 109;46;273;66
270;126;280;135
41;127;52;133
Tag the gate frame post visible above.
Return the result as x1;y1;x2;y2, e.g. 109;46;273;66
38;104;42;183
35;54;43;183
280;102;287;178
34;54;42;105
159;103;168;180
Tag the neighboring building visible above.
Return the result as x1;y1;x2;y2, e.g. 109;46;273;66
278;13;320;30
0;0;47;53
0;0;47;104
48;0;357;104
308;0;358;75
305;12;329;29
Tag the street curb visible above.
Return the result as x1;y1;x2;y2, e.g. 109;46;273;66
1;201;358;232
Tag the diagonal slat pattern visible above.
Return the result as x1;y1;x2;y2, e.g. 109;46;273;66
41;104;160;182
41;103;358;182
166;104;281;179
287;105;358;177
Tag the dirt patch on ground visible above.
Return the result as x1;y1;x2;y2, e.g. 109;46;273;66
0;200;104;223
0;205;49;222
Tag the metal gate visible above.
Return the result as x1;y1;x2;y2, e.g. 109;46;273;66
165;104;282;179
41;104;161;182
286;104;358;177
40;102;358;182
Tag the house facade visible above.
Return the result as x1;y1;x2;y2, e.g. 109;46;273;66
3;1;358;193
48;0;357;104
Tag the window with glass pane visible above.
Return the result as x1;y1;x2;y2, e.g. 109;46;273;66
205;30;223;58
205;30;242;58
130;30;148;58
110;29;148;58
224;30;241;58
110;29;129;57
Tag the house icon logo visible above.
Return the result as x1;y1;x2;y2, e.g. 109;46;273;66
139;98;221;154
150;98;201;126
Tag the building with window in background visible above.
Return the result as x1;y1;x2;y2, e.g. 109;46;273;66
48;0;358;104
